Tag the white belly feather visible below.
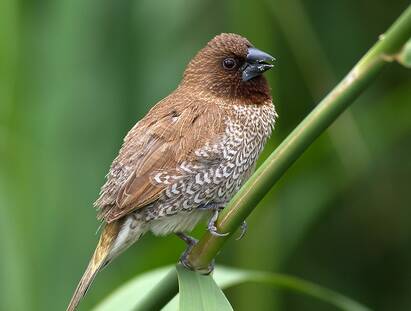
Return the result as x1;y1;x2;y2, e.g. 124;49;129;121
150;209;211;236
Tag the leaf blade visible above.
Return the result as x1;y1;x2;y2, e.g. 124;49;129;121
93;265;371;311
176;265;233;311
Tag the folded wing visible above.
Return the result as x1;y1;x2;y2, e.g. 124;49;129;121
95;97;225;223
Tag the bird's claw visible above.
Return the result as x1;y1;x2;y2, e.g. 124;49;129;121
180;256;215;275
208;224;229;237
179;251;194;271
177;232;198;271
204;259;215;275
178;235;215;275
236;221;248;240
207;208;229;237
176;232;198;269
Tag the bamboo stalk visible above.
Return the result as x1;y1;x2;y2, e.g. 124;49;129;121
134;5;411;310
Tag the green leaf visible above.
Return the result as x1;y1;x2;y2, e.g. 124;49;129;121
176;265;233;311
93;265;371;311
92;266;172;311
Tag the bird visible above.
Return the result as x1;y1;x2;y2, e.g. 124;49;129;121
66;33;277;311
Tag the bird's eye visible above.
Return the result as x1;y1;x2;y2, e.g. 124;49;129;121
222;57;237;70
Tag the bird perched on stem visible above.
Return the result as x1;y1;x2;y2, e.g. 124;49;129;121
66;33;277;311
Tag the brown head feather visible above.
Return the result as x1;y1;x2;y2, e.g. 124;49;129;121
182;33;271;104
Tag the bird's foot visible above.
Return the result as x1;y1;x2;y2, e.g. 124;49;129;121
179;250;194;271
179;252;215;275
207;208;229;237
176;232;198;271
203;258;215;275
236;220;248;240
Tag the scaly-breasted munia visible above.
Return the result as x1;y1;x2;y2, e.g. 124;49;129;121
67;33;277;311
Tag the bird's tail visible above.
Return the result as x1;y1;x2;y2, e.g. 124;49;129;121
66;221;121;311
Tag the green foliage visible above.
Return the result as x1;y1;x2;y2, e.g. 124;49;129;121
94;265;370;311
92;266;171;311
176;265;233;311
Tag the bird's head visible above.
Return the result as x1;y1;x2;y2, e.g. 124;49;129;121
182;33;275;103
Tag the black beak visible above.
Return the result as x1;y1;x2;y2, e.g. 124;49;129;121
242;47;275;81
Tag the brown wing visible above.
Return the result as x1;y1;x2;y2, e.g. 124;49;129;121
95;95;225;223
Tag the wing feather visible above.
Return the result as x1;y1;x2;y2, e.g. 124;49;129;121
95;96;225;222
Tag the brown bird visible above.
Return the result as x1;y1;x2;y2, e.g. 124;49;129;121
66;33;277;311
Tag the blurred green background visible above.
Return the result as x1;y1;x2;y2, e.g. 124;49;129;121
1;0;410;310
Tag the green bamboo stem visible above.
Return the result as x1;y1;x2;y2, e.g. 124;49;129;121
134;5;411;310
188;3;411;271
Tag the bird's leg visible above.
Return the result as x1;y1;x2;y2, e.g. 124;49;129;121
236;220;248;240
207;206;229;237
177;204;230;274
176;232;198;270
176;232;215;274
176;232;198;247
